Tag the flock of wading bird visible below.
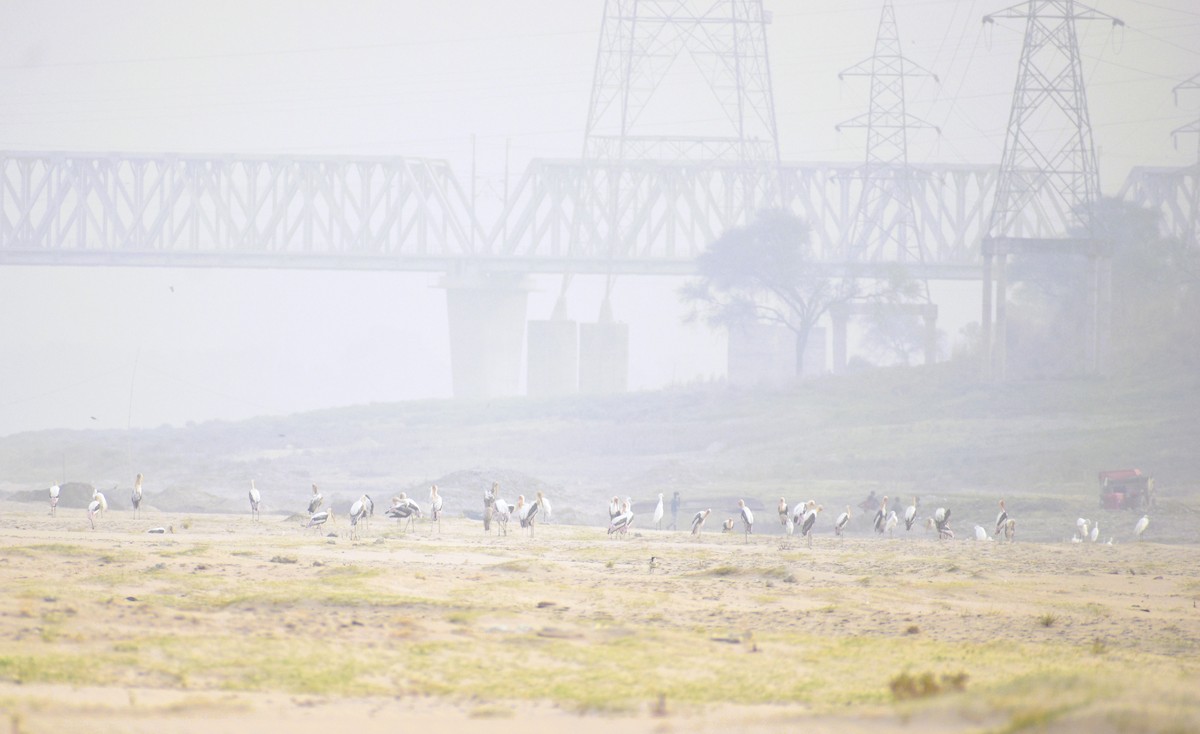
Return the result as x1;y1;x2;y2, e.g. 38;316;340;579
45;477;1154;545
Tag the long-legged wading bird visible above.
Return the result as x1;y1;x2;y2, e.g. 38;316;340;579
974;525;989;541
885;510;898;538
93;488;108;516
834;505;851;538
1090;521;1100;543
800;504;822;547
792;500;814;535
1002;518;1016;542
994;499;1008;538
349;495;368;540
249;480;262;521
492;496;510;536
307;484;323;515
873;495;889;535
536;491;552;524
131;473;144;518
48;484;60;516
608;500;634;538
653;493;664;530
691;508;712;536
1076;517;1090;543
362;494;374;532
721;518;735;533
931;507;953;540
778;497;789;532
1134;514;1149;540
429;484;443;533
305;508;333;533
608;496;622;522
147;526;173;534
387;494;421;532
738;499;754;543
87;497;102;530
904;496;918;532
517;494;540;537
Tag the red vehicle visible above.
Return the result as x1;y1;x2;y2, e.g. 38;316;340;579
1098;469;1155;511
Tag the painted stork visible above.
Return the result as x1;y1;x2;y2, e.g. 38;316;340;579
994;499;1009;537
738;499;754;543
834;506;851;538
517;494;540;537
1076;518;1090;543
608;500;634;538
873;495;889;535
608;496;622;522
249;480;262;521
792;500;815;534
307;484;323;515
131;473;144;518
387;494;422;532
884;510;898;538
93;488;108;516
1090;521;1100;543
652;493;664;530
931;507;953;540
904;496;918;532
349;495;368;540
690;509;712;536
800;504;822;547
429;484;444;533
1002;518;1016;542
721;517;735;533
305;508;333;533
537;491;552;523
48;484;60;516
777;497;789;532
87;498;102;530
492;496;511;536
1134;515;1149;539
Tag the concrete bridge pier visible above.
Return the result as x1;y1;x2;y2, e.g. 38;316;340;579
440;269;531;399
579;297;629;394
526;295;579;397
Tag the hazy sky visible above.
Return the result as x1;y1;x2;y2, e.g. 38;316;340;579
0;0;1197;435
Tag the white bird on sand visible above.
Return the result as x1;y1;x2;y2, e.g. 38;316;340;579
1002;518;1016;542
92;489;108;515
653;493;664;530
1090;521;1100;543
690;508;712;536
308;484;323;515
737;499;754;542
792;500;815;533
536;491;552;524
87;498;102;530
994;499;1009;537
492;496;511;536
249;480;262;521
147;526;173;534
1076;518;1090;542
361;494;375;532
974;524;990;541
48;484;60;516
800;504;822;547
305;508;333;533
608;496;622;521
884;510;898;537
777;497;789;531
904;496;918;532
386;494;422;532
608;500;634;538
131;473;144;518
517;494;540;537
429;485;444;532
1134;514;1149;539
931;507;953;540
721;517;735;533
873;495;889;535
834;506;851;537
349;495;368;540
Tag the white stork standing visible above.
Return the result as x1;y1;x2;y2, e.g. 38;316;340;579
737;499;754;543
608;500;634;538
349;495;368;540
974;524;989;541
1090;521;1100;543
608;496;622;523
362;494;375;532
48;484;60;516
777;497;789;532
517;494;540;537
1134;514;1149;540
800;504;822;547
931;507;953;540
131;473;144;518
307;484;324;515
873;495;889;535
87;497;102;530
652;493;664;530
1076;518;1090;543
248;480;262;521
690;508;712;537
387;494;421;532
994;499;1009;538
93;488;108;516
492;496;511;536
904;496;918;532
834;506;851;538
884;510;898;538
1002;518;1016;542
792;500;815;536
429;484;444;533
536;491;552;524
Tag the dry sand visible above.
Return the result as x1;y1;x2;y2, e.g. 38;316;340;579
1;501;1198;733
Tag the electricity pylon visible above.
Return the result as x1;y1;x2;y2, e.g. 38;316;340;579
583;0;780;163
836;0;939;287
1173;73;1200;166
980;0;1122;379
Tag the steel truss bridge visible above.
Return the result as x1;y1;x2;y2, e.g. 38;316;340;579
0;151;1195;279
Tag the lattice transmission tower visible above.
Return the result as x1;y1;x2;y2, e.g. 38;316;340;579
981;0;1123;379
1173;73;1200;166
583;0;780;163
836;0;939;284
984;0;1122;239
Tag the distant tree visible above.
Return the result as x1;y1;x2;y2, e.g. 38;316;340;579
680;209;917;375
